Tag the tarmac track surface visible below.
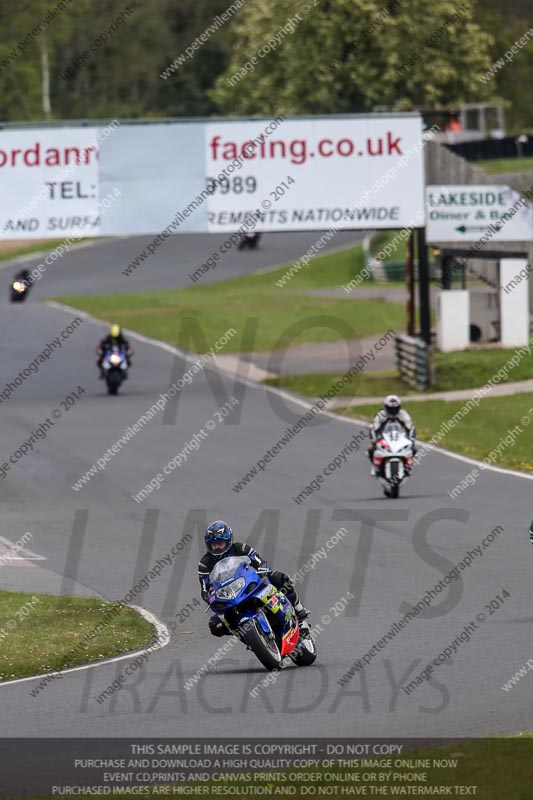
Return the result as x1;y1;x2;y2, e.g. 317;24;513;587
5;230;365;297
0;231;531;748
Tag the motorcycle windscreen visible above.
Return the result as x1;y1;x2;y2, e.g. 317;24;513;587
209;555;251;585
383;421;404;435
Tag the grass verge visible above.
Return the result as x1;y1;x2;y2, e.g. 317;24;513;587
0;238;90;263
266;368;413;397
265;346;533;397
269;240;370;289
340;392;533;471
475;156;533;174
53;246;405;353
0;589;155;682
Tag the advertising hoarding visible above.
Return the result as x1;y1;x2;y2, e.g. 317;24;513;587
0;127;100;239
0;116;427;238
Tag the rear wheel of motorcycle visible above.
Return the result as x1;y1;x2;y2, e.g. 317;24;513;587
240;619;282;671
390;483;400;498
291;634;317;667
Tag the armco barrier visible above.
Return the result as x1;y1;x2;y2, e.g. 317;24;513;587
395;333;434;390
369;256;437;284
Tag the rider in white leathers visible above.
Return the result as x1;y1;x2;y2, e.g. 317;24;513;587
367;394;416;475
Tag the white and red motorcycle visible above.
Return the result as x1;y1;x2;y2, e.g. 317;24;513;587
371;420;414;498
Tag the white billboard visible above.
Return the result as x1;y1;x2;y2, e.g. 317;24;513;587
0;127;100;239
0;115;426;239
204;116;426;232
427;185;533;243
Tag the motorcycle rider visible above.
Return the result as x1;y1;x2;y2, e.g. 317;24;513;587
238;231;261;250
96;324;132;378
367;394;416;476
198;520;309;637
10;268;31;300
14;267;31;286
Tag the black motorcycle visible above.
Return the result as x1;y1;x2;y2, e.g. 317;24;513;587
237;232;261;250
10;277;30;303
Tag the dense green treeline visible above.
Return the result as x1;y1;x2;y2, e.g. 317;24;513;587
0;0;530;129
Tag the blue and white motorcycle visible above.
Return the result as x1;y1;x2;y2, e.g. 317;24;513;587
208;556;317;671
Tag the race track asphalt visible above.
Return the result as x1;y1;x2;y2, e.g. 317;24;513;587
2;230;365;298
1;232;531;753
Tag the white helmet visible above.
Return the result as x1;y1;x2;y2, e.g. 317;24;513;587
384;394;401;416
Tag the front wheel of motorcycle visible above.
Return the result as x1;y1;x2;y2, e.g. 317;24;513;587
387;461;401;498
240;618;282;671
106;370;122;396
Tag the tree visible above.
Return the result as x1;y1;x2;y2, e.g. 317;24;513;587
0;0;223;122
0;3;43;120
211;0;495;116
474;0;533;131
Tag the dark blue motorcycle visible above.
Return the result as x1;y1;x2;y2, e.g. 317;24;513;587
101;345;128;395
208;556;317;671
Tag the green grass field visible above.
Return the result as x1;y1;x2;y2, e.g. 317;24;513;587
0;590;155;682
266;368;412;397
266;346;533;397
54;245;405;353
267;239;369;289
341;392;533;472
430;348;533;392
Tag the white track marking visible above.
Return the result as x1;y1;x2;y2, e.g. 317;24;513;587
0;535;46;561
0;606;169;688
46;300;533;486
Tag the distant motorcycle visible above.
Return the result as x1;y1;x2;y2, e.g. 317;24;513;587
237;232;261;250
371;420;414;498
10;279;30;303
101;345;128;395
208;555;316;671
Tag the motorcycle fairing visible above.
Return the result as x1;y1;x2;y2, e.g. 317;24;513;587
208;556;300;656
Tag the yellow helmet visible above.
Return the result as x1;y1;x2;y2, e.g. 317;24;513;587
110;324;121;338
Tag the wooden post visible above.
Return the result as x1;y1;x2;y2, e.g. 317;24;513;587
417;227;431;345
406;230;415;336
